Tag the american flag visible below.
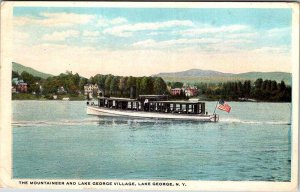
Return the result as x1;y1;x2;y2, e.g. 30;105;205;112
217;100;231;113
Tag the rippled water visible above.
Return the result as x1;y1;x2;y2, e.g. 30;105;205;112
13;100;291;181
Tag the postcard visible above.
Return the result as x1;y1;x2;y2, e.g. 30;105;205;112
0;1;299;191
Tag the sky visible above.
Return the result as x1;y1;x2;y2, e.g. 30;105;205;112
13;6;292;77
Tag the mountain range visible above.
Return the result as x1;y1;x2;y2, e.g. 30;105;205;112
154;69;292;85
12;62;53;79
12;62;292;85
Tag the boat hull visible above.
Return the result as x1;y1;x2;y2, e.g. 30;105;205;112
87;106;219;122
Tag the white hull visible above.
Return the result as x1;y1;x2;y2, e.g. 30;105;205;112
87;106;219;122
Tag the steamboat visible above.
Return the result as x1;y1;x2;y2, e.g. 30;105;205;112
87;95;219;122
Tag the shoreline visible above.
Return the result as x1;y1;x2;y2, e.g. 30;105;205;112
11;93;291;103
12;93;86;101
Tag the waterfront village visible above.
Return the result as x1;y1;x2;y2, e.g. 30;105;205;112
11;70;291;102
12;76;198;100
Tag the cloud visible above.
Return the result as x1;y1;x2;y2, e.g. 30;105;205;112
131;37;253;51
14;12;95;27
42;30;79;41
83;30;101;37
179;24;250;36
111;17;128;25
148;31;165;36
223;39;253;44
104;20;194;37
265;27;291;38
13;31;30;44
132;38;220;48
97;16;128;26
11;9;292;77
252;46;290;54
223;32;259;39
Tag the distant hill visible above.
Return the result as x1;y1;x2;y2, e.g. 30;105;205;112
233;72;291;84
12;62;53;79
154;69;292;85
156;68;233;77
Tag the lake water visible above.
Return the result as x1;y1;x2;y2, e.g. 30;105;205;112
12;100;291;181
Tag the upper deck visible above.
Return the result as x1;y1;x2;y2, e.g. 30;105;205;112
97;95;206;115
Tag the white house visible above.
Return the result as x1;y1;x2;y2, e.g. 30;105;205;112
57;86;67;94
84;84;100;96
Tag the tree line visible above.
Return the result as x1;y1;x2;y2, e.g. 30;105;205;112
194;79;291;102
88;74;168;97
12;70;291;102
12;71;168;98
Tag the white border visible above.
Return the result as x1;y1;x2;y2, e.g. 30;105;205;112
0;1;299;191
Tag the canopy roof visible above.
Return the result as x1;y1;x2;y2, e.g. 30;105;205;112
99;97;204;104
149;100;204;104
139;95;168;98
99;97;137;101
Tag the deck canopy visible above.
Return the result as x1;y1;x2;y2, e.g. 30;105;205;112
97;96;206;114
138;95;168;101
149;100;203;104
99;97;137;102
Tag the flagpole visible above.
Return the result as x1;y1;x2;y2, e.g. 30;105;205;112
213;99;219;114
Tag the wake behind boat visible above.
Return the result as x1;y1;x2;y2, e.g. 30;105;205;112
87;95;219;122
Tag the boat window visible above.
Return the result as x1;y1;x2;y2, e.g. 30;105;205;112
191;105;195;113
194;104;198;114
128;102;132;108
175;104;180;112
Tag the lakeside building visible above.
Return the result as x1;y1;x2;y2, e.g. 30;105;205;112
12;78;28;93
16;80;28;93
12;78;43;94
84;84;100;96
170;86;198;97
39;84;43;94
57;86;67;94
170;88;183;96
185;86;198;97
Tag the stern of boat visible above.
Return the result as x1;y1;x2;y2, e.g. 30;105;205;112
212;114;219;122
